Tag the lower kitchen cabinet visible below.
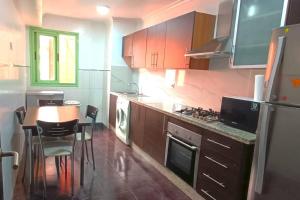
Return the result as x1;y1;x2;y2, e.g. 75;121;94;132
128;101;253;199
109;94;117;128
130;102;146;148
143;107;166;164
167;116;253;200
129;103;166;164
197;131;254;200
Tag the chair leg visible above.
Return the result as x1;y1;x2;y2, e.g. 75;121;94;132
55;156;60;177
71;154;74;196
35;145;40;179
85;141;90;162
91;140;95;170
22;140;28;183
42;155;47;197
60;156;63;167
65;156;67;179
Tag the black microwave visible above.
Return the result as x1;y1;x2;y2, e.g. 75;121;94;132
219;97;260;134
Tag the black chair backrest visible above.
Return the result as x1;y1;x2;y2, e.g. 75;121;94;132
15;106;26;125
86;105;98;123
39;99;64;107
36;119;78;137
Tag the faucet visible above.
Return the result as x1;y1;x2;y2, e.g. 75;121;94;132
128;82;139;95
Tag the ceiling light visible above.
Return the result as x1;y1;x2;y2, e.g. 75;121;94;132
96;5;110;16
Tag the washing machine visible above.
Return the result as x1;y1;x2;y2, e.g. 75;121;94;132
115;97;130;145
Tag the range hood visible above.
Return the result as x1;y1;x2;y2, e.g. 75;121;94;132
185;0;234;59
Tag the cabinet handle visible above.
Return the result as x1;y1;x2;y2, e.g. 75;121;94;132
151;53;154;67
204;156;228;169
207;138;231;149
200;189;216;200
154;53;156;67
202;173;225;188
155;53;158;68
167;133;198;151
132;56;134;68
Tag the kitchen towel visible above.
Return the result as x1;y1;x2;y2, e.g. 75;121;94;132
254;75;265;101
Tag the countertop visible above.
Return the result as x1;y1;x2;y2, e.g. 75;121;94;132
111;92;256;145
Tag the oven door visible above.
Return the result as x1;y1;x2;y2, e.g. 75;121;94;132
165;133;200;188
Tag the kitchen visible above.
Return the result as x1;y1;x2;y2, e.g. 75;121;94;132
0;0;300;200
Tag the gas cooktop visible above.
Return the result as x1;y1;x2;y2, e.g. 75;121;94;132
174;105;220;122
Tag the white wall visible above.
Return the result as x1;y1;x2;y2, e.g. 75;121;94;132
110;18;141;92
27;14;110;124
0;0;27;199
142;0;219;28
42;14;109;70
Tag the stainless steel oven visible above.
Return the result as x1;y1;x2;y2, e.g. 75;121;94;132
164;122;202;188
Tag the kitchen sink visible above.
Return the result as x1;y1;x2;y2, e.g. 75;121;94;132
116;91;149;97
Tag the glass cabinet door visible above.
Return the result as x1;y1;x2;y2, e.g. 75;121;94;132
232;0;285;68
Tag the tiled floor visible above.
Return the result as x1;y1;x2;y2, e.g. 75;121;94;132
13;126;191;200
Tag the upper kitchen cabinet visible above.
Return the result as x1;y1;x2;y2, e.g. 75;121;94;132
164;12;215;69
232;0;292;68
132;29;148;68
122;34;133;57
285;0;300;26
146;22;167;69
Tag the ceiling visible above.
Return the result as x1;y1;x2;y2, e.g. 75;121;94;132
43;0;179;20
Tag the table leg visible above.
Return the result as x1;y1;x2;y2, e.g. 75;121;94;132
80;126;86;186
27;129;34;193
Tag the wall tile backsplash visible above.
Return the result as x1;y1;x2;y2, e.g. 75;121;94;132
138;65;265;111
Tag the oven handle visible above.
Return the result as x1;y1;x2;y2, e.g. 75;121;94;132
167;133;198;151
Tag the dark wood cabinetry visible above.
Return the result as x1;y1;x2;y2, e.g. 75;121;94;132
197;130;254;200
132;29;148;68
122;35;133;66
286;0;300;25
127;100;253;200
167;116;253;200
109;94;117;128
130;104;166;164
143;107;166;164
164;12;215;69
146;23;167;69
122;11;215;70
130;102;146;148
122;35;133;57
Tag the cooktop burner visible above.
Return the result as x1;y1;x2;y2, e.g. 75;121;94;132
174;105;220;122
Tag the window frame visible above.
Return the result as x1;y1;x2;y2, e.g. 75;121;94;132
29;27;79;87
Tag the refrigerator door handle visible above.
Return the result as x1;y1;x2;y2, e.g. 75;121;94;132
265;36;286;102
255;104;274;194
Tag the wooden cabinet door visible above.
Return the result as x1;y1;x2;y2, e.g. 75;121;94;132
164;12;195;69
132;29;147;68
109;94;117;128
143;108;166;164
123;35;133;57
146;23;166;69
286;0;300;25
130;102;145;148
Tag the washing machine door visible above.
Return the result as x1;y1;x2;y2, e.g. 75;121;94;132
115;98;130;145
116;108;127;132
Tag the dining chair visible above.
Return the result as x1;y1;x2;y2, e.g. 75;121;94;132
38;99;64;106
36;119;78;196
38;99;66;172
15;106;40;183
76;105;98;170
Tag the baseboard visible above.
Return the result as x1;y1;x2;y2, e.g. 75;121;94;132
108;124;115;132
132;143;205;200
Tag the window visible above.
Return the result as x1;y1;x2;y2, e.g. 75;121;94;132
29;27;79;86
